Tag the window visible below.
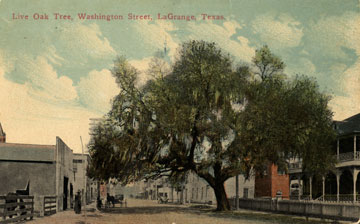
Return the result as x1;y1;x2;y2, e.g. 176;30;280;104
277;166;286;175
243;188;248;199
263;166;268;176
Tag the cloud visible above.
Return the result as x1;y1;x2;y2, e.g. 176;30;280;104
45;46;65;66
0;52;99;151
307;12;360;59
129;57;154;87
132;20;179;60
310;12;360;119
129;57;153;72
58;23;116;62
223;20;243;37
330;61;360;120
252;13;303;50
77;69;119;114
20;56;78;102
286;57;316;77
0;21;119;150
2;52;77;103
187;20;255;62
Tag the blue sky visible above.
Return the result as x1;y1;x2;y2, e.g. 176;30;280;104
0;0;359;152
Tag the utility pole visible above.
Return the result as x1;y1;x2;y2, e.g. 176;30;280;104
80;136;87;223
236;175;239;210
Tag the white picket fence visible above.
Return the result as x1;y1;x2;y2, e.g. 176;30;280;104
230;197;360;222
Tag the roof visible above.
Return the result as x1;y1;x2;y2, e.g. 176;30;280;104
334;113;360;136
0;142;55;162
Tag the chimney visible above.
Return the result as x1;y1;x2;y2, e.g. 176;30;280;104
0;122;6;143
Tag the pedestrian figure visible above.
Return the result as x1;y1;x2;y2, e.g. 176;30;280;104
96;195;102;209
74;191;82;214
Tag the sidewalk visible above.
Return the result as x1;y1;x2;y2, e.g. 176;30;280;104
228;208;360;224
28;202;99;224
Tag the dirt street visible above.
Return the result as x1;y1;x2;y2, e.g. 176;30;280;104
27;199;350;224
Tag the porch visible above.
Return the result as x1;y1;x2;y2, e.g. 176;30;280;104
289;134;360;203
290;167;360;203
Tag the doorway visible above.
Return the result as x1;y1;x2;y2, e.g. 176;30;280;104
63;177;68;210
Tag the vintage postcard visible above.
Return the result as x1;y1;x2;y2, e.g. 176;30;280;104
0;0;359;223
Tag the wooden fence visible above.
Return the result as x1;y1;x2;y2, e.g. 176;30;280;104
0;195;34;224
44;196;57;216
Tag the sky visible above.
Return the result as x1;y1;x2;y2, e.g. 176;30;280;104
0;0;359;153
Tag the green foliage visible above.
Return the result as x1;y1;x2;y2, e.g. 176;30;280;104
252;45;285;80
88;41;336;210
239;75;336;177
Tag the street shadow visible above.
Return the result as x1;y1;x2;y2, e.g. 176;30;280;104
99;204;338;224
83;214;102;218
100;205;198;215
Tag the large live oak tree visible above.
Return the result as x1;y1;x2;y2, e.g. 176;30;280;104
88;41;336;211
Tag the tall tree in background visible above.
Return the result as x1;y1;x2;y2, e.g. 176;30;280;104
239;46;336;177
88;41;336;211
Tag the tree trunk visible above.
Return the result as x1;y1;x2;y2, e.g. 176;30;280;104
213;182;230;211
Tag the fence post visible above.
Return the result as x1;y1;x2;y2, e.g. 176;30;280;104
31;196;34;220
2;202;5;221
40;196;45;217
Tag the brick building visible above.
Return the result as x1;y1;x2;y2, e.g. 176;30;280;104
255;164;290;199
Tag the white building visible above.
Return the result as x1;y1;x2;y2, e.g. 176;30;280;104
183;172;254;204
72;153;97;204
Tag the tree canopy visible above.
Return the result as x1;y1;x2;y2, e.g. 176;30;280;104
88;41;336;211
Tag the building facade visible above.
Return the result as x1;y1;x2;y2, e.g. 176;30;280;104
255;164;290;199
73;153;97;204
183;172;255;204
0;123;94;213
55;137;75;211
289;113;360;202
139;171;255;205
0;136;74;212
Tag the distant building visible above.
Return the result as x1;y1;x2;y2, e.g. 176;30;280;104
184;172;255;204
73;153;97;204
139;171;254;205
139;177;175;201
184;172;215;204
255;164;289;199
